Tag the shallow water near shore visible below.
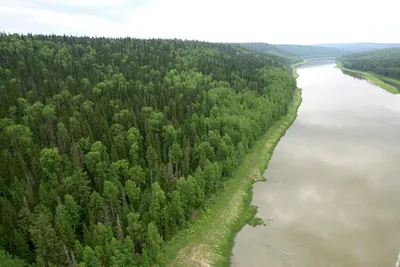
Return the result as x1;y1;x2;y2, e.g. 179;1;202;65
231;61;400;267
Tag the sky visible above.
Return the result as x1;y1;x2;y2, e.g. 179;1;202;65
0;0;399;44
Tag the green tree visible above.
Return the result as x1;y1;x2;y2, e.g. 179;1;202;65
145;222;163;264
93;222;113;248
0;250;28;267
63;169;91;207
64;194;81;230
168;142;182;177
82;246;103;267
148;182;166;233
0;34;296;265
40;147;62;180
29;211;64;266
195;141;214;167
125;179;141;210
127;211;144;249
102;180;120;225
56;122;70;153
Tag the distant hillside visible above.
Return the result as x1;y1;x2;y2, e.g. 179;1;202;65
339;47;400;80
319;43;400;53
234;42;400;62
234;43;301;63
276;44;345;58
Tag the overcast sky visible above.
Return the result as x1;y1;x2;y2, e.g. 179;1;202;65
1;0;399;44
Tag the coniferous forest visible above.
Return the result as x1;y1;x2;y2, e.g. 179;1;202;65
0;34;296;266
340;47;400;79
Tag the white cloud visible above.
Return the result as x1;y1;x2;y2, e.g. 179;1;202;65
0;0;399;44
0;5;120;36
37;0;128;7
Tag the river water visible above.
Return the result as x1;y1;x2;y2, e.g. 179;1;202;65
231;61;400;267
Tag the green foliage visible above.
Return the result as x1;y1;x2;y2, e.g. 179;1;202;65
55;204;76;248
127;212;144;246
0;249;29;267
145;222;163;264
339;48;400;81
248;216;265;227
29;210;65;265
235;42;301;63
40;147;62;179
162;88;302;267
276;44;345;58
0;34;296;266
82;246;103;267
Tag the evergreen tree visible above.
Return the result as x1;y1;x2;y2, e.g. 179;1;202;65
0;34;296;266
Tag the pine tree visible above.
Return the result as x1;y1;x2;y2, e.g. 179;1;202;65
145;222;163;264
0;34;296;265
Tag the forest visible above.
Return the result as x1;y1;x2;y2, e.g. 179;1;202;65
339;48;400;79
233;43;301;63
276;44;345;58
0;34;296;266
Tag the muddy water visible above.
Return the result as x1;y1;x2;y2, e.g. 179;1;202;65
231;61;400;267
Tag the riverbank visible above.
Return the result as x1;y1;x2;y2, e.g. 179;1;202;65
162;87;302;266
336;62;400;94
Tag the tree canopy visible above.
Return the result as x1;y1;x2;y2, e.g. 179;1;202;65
339;47;400;80
0;33;296;266
276;44;345;58
233;43;301;63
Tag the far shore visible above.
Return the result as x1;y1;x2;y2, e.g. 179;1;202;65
336;62;400;94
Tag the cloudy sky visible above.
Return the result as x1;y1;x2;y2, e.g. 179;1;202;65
1;0;399;44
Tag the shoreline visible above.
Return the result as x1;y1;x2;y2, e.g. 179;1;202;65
336;62;400;94
162;79;302;266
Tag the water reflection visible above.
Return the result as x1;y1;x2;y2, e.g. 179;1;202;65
231;62;400;267
339;69;366;81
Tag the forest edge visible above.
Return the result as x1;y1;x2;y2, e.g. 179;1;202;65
162;65;303;267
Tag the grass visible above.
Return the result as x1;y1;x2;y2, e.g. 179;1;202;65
248;217;265;227
162;87;302;267
336;62;400;94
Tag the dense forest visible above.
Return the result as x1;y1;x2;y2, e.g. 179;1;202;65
233;43;301;63
0;34;296;266
339;48;400;79
276;44;345;58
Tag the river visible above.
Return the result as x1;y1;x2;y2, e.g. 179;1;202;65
231;61;400;267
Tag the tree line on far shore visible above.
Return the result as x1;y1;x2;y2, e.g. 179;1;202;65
340;47;400;79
